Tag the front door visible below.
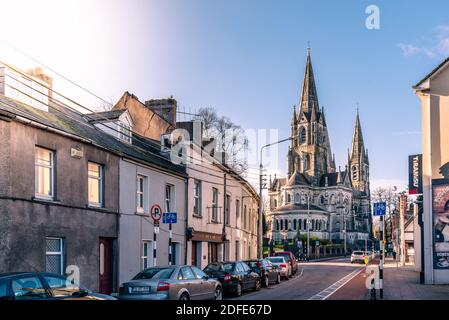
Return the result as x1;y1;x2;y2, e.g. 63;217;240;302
99;238;113;294
208;243;218;264
192;241;198;266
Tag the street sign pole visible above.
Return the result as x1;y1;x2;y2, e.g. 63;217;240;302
379;215;384;299
153;222;158;267
168;223;172;265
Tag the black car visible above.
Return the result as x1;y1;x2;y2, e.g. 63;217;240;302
244;259;281;287
0;272;116;300
203;261;261;297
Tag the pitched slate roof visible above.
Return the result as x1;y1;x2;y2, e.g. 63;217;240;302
285;170;310;186
84;109;126;123
414;56;449;88
0;95;187;177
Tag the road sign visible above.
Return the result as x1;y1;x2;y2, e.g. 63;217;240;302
150;204;162;221
154;227;159;234
163;212;177;224
316;240;320;246
373;202;387;216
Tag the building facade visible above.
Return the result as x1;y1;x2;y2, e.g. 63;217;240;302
266;50;372;250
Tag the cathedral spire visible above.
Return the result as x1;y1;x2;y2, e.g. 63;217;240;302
350;108;366;161
299;48;319;118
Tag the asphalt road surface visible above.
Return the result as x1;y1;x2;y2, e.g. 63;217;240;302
228;257;366;300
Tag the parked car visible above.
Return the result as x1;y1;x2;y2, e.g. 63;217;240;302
350;251;367;264
274;251;298;275
244;259;281;287
118;266;222;300
0;272;116;300
203;261;261;297
266;256;291;279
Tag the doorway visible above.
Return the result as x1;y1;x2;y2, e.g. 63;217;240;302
99;238;114;294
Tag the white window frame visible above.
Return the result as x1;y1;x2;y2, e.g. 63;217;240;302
193;180;202;216
225;194;231;225
165;184;175;213
136;175;148;213
118;121;132;143
212;187;219;222
141;240;152;269
88;162;103;207
46;237;64;275
35;147;54;200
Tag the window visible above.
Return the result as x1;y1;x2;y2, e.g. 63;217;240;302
352;165;358;181
118;122;132;143
300;127;306;144
285;219;288;230
236;199;240;220
295;193;300;204
243;205;248;229
193;180;202;216
44;275;80;297
165;184;175;212
298;219;302;230
212;187;219;222
142;241;152;269
293;219;297;230
0;283;8;299
171;242;179;265
180;267;196;280
11;276;49;299
46;237;64;275
137;175;148;213
273;199;277;208
191;266;207;279
280;220;284;230
225;194;231;225
88;162;103;207
287;193;291;203
35;147;54;199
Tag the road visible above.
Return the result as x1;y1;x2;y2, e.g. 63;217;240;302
229;257;369;300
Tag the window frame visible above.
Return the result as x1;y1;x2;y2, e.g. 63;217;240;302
136;174;148;214
212;187;219;222
35;146;55;200
142;240;152;269
165;183;175;213
45;237;64;275
87;162;103;208
193;180;202;216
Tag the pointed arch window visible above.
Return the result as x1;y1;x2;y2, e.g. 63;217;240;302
294;193;300;204
299;127;307;144
352;165;358;181
293;219;297;230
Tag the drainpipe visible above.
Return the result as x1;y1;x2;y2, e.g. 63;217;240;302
184;177;189;265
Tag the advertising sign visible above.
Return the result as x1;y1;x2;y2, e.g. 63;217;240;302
409;154;423;195
432;179;449;269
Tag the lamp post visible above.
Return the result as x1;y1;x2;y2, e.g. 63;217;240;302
307;194;310;259
258;137;292;258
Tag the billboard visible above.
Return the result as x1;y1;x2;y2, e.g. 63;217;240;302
408;154;422;195
432;179;449;269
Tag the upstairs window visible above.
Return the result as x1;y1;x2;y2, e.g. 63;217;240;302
35;147;54;199
212;187;219;222
118;122;132;143
299;127;307;144
165;184;175;212
137;175;148;213
88;162;103;207
193;180;202;216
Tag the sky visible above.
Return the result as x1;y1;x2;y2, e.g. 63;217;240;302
0;0;448;190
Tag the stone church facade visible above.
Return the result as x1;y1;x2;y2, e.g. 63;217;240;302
266;49;372;250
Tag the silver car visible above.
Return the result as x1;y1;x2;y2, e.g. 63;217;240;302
266;256;291;279
118;265;222;300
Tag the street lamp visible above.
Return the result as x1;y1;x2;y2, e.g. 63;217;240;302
307;194;311;259
258;137;292;259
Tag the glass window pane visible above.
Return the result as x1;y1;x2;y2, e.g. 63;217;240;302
46;255;62;274
44;276;79;297
88;163;100;177
88;177;100;204
0;283;8;298
46;238;61;252
12;277;48;299
37;166;52;195
36;148;51;166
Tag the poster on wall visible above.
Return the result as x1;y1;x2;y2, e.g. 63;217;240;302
432;179;449;269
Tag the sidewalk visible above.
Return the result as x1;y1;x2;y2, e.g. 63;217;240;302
374;257;449;300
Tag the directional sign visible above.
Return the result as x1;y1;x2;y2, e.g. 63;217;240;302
150;204;162;221
163;212;177;224
373;202;387;216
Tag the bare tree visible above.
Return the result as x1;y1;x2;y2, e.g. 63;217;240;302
195;107;248;174
371;186;400;213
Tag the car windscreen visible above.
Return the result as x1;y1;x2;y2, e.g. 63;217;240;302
133;268;175;280
204;263;235;273
267;257;284;263
245;261;258;268
275;254;291;261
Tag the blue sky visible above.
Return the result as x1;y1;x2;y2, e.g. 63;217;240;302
1;0;449;189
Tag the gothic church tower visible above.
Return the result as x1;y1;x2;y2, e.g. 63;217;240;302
288;48;336;185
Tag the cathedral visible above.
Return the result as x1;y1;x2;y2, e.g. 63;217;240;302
266;49;372;250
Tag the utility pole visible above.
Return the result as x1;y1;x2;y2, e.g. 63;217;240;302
307;194;310;259
400;194;406;266
258;137;291;259
379;214;385;299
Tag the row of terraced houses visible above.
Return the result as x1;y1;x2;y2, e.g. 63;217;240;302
0;63;259;294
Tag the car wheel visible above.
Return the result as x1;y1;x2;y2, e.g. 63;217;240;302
254;278;261;291
235;282;242;297
179;293;190;300
215;286;223;300
276;274;281;284
263;275;269;287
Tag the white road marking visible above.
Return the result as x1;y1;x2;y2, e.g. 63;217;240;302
308;268;363;300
